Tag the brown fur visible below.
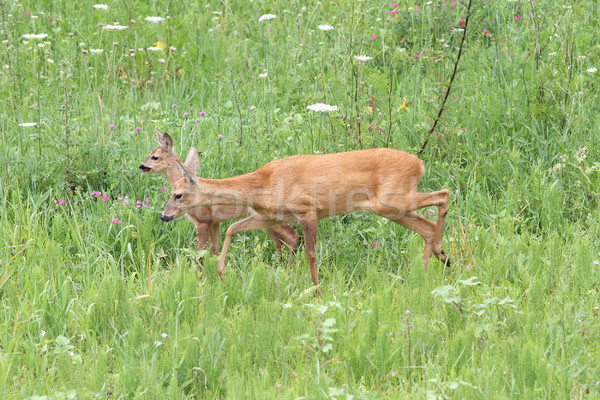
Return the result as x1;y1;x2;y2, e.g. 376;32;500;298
162;147;450;294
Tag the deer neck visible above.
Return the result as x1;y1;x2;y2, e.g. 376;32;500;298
165;165;185;187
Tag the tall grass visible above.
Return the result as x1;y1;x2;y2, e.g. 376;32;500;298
0;0;598;398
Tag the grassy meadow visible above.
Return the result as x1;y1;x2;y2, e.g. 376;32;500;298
1;0;599;398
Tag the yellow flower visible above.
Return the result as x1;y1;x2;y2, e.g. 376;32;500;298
153;41;167;50
399;98;408;111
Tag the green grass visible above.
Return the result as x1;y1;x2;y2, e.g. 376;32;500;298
0;0;599;398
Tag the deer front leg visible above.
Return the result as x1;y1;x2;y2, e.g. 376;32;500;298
267;225;300;254
209;221;221;255
194;222;211;252
299;218;321;296
217;215;278;279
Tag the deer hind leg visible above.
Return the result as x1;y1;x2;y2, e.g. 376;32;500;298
218;215;278;279
267;225;300;255
412;189;450;267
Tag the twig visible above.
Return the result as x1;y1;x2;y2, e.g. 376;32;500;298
419;0;473;156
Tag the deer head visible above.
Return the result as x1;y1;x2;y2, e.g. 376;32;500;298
160;148;201;222
139;129;178;174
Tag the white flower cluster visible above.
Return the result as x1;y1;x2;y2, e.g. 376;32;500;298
354;55;373;62
306;103;339;112
22;33;48;40
318;24;334;31
258;14;277;22
103;24;128;31
145;16;165;23
93;4;108;9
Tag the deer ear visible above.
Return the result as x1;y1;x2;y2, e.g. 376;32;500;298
184;147;200;175
177;161;197;185
162;132;174;151
155;129;165;145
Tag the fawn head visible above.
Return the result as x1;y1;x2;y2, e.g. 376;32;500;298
139;129;179;174
160;148;201;222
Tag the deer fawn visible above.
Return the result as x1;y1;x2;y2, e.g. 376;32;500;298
160;147;450;292
139;130;299;255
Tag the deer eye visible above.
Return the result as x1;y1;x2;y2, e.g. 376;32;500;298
174;194;183;200
151;156;159;160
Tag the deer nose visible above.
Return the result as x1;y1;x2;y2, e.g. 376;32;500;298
139;164;145;169
161;214;174;222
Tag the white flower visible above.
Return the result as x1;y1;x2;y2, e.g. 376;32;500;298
258;14;277;22
145;16;165;23
40;330;46;337
354;55;373;62
93;4;108;9
154;340;162;347
89;49;104;53
259;72;268;78
47;59;54;64
317;24;334;31
103;24;128;31
161;333;168;338
586;67;597;73
22;33;48;40
19;122;37;127
307;103;339;112
147;46;162;52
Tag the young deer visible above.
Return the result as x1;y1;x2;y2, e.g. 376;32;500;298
161;148;450;291
139;130;299;255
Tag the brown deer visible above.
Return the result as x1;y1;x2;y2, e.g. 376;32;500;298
139;130;299;255
160;147;450;292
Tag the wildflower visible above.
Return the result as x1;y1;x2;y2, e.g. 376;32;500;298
199;111;206;116
158;58;166;64
22;33;48;40
59;199;65;205
92;191;102;198
217;134;224;139
370;34;377;39
89;48;103;53
169;46;176;52
171;104;177;108
154;340;162;347
134;127;141;132
18;122;37;127
81;49;89;54
372;241;379;248
102;25;128;31
112;218;120;225
108;123;115;129
459;18;465;27
41;330;46;337
25;10;30;16
194;118;200;123
161;185;167;193
483;29;491;37
399;99;408;110
317;24;334;31
307;103;339;112
183;112;189;118
47;59;54;64
161;333;168;338
145;16;165;23
93;4;108;9
102;194;109;202
586;67;597;73
575;147;588;164
259;72;268;78
552;163;563;171
354;55;373;62
514;16;522;20
413;53;420;60
258;14;277;22
405;309;411;315
136;200;142;208
147;46;162;52
389;10;395;15
393;3;398;7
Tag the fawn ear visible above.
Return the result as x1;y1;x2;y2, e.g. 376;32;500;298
177;161;197;185
155;129;174;151
184;147;200;175
155;129;165;144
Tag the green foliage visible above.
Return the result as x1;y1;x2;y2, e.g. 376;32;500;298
0;0;598;398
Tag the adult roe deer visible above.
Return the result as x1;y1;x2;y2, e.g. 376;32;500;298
139;130;299;255
161;148;450;292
